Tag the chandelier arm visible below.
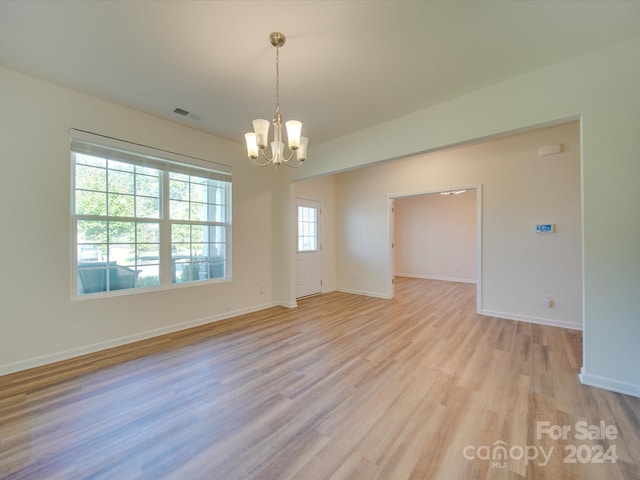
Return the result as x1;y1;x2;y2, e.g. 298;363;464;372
283;149;296;163
261;147;274;162
283;158;304;168
252;157;274;167
252;149;275;167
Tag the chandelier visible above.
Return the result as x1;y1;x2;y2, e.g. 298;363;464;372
244;32;308;169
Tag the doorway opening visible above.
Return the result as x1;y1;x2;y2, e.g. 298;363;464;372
389;185;482;312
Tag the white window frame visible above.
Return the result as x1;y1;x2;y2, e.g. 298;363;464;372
70;129;232;299
296;202;319;253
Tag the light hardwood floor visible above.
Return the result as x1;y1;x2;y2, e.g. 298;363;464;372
1;277;639;479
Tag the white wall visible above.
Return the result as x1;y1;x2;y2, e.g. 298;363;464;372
334;123;581;329
280;36;640;396
2;35;639;398
394;190;477;283
294;175;337;294
0;66;276;374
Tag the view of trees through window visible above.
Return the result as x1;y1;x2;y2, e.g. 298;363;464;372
76;155;161;290
73;135;230;296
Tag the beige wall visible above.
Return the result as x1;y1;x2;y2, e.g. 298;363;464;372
394;190;477;283
333;123;581;329
2;34;639;397
0;66;276;374
282;36;640;396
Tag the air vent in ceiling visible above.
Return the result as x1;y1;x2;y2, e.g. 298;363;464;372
173;107;202;121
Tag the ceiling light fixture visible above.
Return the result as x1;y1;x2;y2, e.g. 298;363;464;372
245;32;308;169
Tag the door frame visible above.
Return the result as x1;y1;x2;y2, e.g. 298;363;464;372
295;196;323;299
387;184;482;313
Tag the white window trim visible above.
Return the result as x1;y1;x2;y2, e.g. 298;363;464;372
296;200;320;254
70;129;232;300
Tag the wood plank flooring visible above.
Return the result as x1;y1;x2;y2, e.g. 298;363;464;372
1;277;639;479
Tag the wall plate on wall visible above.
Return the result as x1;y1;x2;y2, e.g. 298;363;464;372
538;144;563;157
536;224;555;234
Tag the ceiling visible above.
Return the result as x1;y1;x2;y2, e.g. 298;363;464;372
2;1;640;146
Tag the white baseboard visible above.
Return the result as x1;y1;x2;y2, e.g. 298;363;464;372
284;287;338;307
0;302;276;377
580;368;640;398
480;309;582;331
395;273;476;284
278;301;298;308
337;287;392;300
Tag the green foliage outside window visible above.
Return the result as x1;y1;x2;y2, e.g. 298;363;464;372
72;131;231;296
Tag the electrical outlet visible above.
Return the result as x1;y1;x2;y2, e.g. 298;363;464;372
543;295;554;308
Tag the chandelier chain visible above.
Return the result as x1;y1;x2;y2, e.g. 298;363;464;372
275;44;280;114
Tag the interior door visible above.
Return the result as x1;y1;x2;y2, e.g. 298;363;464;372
296;198;322;298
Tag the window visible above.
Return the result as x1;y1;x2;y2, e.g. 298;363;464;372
297;205;318;252
71;129;231;297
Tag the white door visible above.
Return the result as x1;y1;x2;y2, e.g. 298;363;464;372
296;198;322;298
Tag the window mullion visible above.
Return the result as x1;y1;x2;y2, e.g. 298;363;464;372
160;170;172;287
